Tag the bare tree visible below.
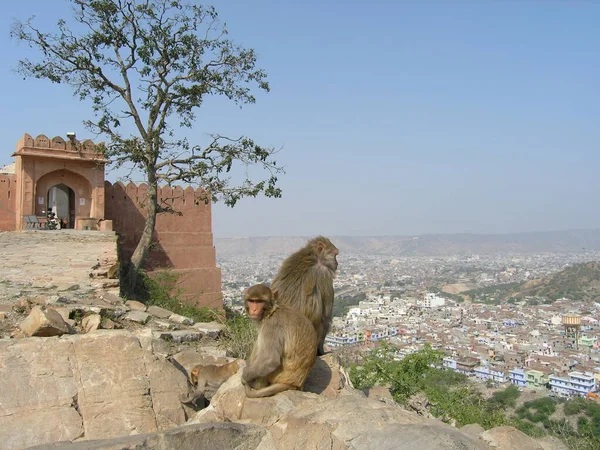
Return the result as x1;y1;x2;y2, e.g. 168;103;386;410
12;0;283;296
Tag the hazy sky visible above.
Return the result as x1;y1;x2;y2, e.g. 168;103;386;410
1;1;598;237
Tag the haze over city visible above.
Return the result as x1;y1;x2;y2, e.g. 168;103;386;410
1;0;598;237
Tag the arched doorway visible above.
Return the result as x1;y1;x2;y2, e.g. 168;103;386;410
35;169;92;229
47;184;76;228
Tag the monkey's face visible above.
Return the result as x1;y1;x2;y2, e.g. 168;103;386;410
323;245;339;271
246;299;268;321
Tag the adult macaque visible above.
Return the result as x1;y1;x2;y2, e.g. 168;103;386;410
180;360;240;407
242;284;317;398
271;236;339;355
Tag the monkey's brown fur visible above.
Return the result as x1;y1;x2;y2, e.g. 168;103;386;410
180;360;240;407
190;360;240;389
271;236;338;355
242;284;318;398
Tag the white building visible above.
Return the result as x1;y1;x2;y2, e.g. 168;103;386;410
420;292;446;308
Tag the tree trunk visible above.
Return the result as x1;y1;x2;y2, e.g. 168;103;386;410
123;169;159;298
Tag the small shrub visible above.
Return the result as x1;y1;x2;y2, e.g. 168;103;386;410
490;385;521;409
564;397;588;416
137;270;221;323
220;312;257;360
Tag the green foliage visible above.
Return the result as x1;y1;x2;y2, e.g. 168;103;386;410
565;397;588;416
350;343;444;403
332;292;366;317
349;343;509;429
220;311;257;360
11;0;285;293
513;418;547;438
11;0;283;205
347;342;600;448
139;270;219;323
516;397;557;423
490;385;521;409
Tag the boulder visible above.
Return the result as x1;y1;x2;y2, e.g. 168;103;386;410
192;356;490;450
481;426;545;450
303;353;356;398
19;306;73;337
81;314;101;333
461;423;486;441
0;330;189;450
271;395;489;450
25;422;276;450
193;370;320;427
363;385;396;405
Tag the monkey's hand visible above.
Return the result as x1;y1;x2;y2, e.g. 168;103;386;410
244;384;256;396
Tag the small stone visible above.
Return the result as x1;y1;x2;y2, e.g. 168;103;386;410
124;310;151;324
19;306;74;337
0;312;6;320
14;299;30;312
152;319;175;330
101;318;122;329
102;318;116;329
52;307;74;322
147;305;173;319
91;280;120;289
125;300;147;312
193;322;226;338
63;284;80;291
159;330;203;343
101;292;123;304
169;314;194;325
81;314;102;333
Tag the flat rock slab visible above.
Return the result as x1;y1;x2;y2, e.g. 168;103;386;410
125;300;147;311
159;330;203;343
0;330;188;450
147;305;173;319
192;322;226;338
25;422;274;450
124;310;151;324
169;314;194;325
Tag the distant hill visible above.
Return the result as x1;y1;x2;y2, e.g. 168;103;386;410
513;261;600;303
214;229;600;257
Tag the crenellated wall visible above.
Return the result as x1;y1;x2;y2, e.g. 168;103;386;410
2;133;222;308
0;174;16;231
104;181;222;307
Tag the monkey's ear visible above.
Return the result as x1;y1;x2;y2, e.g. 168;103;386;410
273;290;279;301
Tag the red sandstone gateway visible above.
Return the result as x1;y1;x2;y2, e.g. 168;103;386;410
0;133;221;307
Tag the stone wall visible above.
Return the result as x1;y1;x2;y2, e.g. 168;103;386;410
104;181;222;307
0;174;16;231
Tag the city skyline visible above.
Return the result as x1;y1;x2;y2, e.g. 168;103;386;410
1;0;598;237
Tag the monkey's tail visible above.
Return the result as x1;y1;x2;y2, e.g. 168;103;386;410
245;383;297;398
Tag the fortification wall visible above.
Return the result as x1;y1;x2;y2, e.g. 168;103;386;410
104;181;222;307
0;174;16;231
